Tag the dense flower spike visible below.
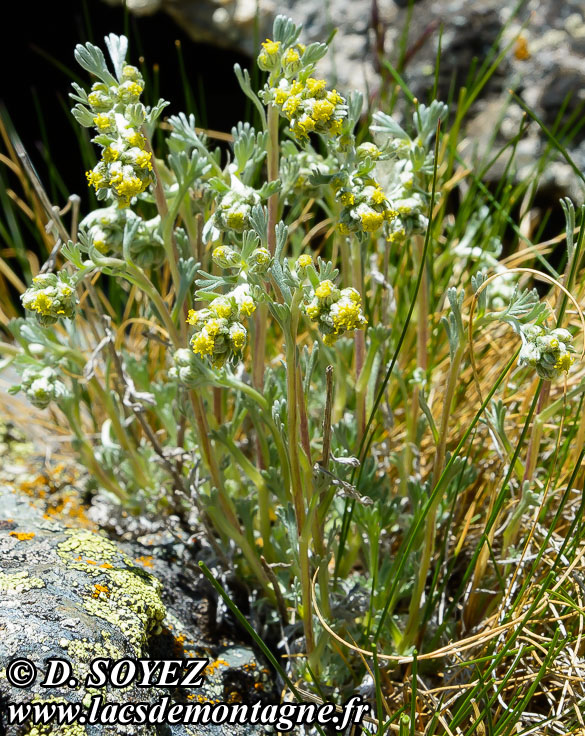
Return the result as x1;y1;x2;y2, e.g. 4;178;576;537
334;173;397;236
186;285;257;368
78;63;153;207
203;176;263;241
268;77;347;140
21;272;77;326
518;325;576;380
304;280;367;345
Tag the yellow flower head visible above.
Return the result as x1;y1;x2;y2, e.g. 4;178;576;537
211;298;233;319
229;326;247;351
315;280;334;299
126;131;146;149
371;187;386;205
306;78;327;96
102;146;119;163
126;82;143;97
282;96;301;117
293;115;316;139
205;318;223;337
93;114;112;130
359;210;384;232
340;191;355;206
115;176;145;200
226;210;247;231
86;169;106;190
296;254;312;269
31;293;53;316
274;88;290;105
262;39;281;56
555;353;574;373
191;331;215;357
135;151;153;170
238;298;256;318
187;309;203;325
312;100;334;122
284;48;300;65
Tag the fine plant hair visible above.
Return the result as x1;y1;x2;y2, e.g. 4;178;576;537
2;13;585;734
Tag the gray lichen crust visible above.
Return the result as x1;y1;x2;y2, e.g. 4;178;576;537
0;486;273;735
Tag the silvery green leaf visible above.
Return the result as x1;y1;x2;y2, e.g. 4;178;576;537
560;197;576;261
471;271;488;317
316;257;339;282
124;103;146;127
74;42;118;86
240;230;260;260
249;204;268;244
146;98;170;125
233;64;266;128
69;83;88;104
371;110;410;141
71;105;95;127
104;34;128;81
168;112;199;148
301;342;319;394
302;42;328;65
61;241;85;269
258;179;281;199
207;176;230;193
346;91;363;129
414;100;448;143
273;15;302;47
331;454;360;467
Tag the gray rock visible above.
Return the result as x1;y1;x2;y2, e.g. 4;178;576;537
0;487;273;735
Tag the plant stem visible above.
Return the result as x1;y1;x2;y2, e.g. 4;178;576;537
402;341;464;649
352;238;366;442
406;234;428;475
285;291;315;654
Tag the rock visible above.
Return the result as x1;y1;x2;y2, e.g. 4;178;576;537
0;486;274;735
99;0;585;200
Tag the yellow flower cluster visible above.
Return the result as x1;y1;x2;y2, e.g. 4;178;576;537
257;37;305;75
84;65;153;208
186;285;257;368
304;280;367;345
271;77;346;140
21;272;77;326
335;177;397;236
518;325;576;381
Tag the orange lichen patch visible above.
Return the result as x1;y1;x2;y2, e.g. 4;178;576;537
135;555;154;568
254;682;264;691
92;584;110;598
192;694;220;704
18;464;95;530
9;531;35;541
204;658;229;677
514;36;530;61
99;563;113;569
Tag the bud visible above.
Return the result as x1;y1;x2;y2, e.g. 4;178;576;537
212;245;241;269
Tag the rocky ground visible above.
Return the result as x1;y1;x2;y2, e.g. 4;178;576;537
0;423;277;736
